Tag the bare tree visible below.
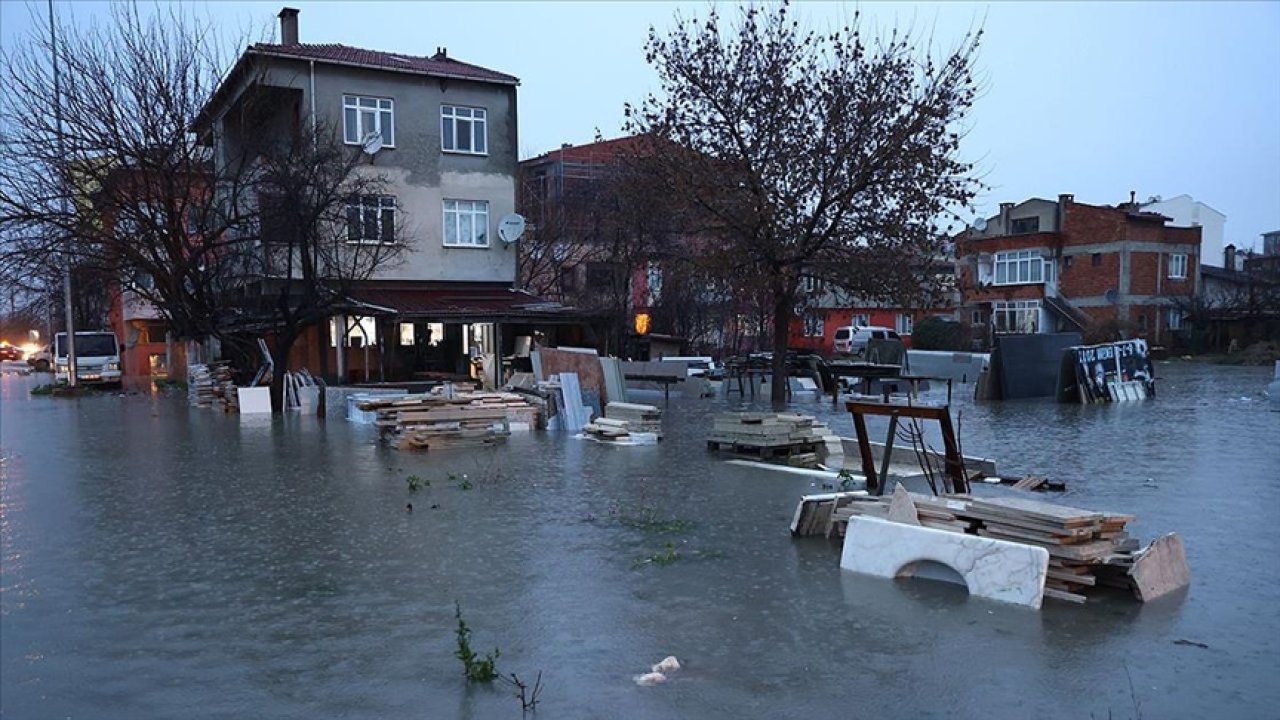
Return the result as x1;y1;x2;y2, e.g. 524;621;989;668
1;3;404;409
625;2;983;405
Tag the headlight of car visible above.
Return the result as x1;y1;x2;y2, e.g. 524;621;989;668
105;362;120;371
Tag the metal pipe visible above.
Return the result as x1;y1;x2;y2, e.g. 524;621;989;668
49;0;76;386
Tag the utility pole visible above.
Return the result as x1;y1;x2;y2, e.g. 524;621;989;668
49;0;76;386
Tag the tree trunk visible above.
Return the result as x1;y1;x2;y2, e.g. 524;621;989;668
270;332;297;413
771;289;791;409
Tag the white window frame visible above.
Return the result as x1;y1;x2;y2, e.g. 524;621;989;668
346;196;396;245
992;300;1041;334
993;250;1045;286
852;313;871;327
896;313;914;335
441;105;488;155
1168;308;1184;330
1168;253;1188;280
343;95;394;148
443;199;490;248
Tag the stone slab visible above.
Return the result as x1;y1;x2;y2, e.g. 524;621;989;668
841;515;1049;609
1128;532;1191;602
886;483;920;525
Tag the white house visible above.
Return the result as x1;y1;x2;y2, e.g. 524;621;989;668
1141;194;1226;267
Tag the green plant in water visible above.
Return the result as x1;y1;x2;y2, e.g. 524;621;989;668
618;503;693;534
458;476;473;491
633;540;681;569
454;602;499;683
406;475;427;493
30;384;54;396
837;468;857;491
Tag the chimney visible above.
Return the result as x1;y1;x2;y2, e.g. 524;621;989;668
998;202;1013;233
278;7;299;46
1224;243;1236;271
433;46;448;61
1129;190;1137;207
1057;194;1073;232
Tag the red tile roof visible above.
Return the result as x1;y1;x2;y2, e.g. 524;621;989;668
249;43;519;86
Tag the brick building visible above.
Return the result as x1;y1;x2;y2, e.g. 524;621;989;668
957;194;1201;346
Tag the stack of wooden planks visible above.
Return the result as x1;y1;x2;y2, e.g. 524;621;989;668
965;496;1137;604
359;391;541;451
819;492;976;538
580;402;664;444
806;490;1144;604
188;363;238;412
707;412;834;461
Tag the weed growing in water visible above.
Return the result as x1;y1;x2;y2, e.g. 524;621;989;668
406;475;428;493
454;602;499;683
633;540;681;569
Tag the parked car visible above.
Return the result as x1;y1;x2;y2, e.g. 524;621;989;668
0;344;22;362
832;326;900;356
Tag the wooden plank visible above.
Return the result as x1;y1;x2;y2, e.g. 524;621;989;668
1043;587;1088;604
1047;568;1097;586
966;496;1104;526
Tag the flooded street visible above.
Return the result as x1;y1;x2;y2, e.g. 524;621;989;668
2;362;1278;719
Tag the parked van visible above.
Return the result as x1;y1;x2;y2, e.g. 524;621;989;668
658;356;718;378
832;326;900;356
54;331;122;386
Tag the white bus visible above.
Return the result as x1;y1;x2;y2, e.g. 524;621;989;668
55;331;122;386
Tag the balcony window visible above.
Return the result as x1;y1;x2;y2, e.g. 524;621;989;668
993;250;1044;285
1168;253;1188;280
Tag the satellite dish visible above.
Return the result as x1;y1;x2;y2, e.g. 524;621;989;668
972;216;988;232
361;131;384;156
498;214;526;245
1105;288;1119;304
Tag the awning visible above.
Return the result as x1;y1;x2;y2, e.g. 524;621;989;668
343;287;591;324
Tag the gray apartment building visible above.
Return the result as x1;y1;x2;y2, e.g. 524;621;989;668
196;8;580;384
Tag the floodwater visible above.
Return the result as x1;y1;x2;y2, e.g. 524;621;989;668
1;362;1277;719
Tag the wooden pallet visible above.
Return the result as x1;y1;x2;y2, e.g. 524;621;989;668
706;439;820;460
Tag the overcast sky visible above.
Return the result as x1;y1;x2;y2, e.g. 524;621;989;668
3;1;1278;248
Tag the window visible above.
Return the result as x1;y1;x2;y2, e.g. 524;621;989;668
1168;253;1188;279
559;267;578;292
1010;217;1040;234
1168;308;1184;331
1092;253;1103;267
994;250;1044;285
441;105;487;154
852;313;871;327
443;200;489;247
800;275;823;293
343;95;394;147
1137;314;1147;333
330;316;378;347
399;323;415;346
346;196;396;244
971;310;984;325
992;300;1041;334
1064;256;1074;269
803;312;825;338
1043;259;1057;284
896;313;914;335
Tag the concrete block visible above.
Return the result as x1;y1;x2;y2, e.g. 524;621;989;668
841;515;1048;608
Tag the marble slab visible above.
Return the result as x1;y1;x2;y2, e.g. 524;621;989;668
841;515;1049;609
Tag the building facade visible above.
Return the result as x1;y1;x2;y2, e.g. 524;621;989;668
957;194;1201;346
1140;194;1226;268
196;8;580;385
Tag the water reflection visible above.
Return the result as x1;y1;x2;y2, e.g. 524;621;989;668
0;364;1276;719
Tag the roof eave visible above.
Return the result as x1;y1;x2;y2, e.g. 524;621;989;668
248;48;520;87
